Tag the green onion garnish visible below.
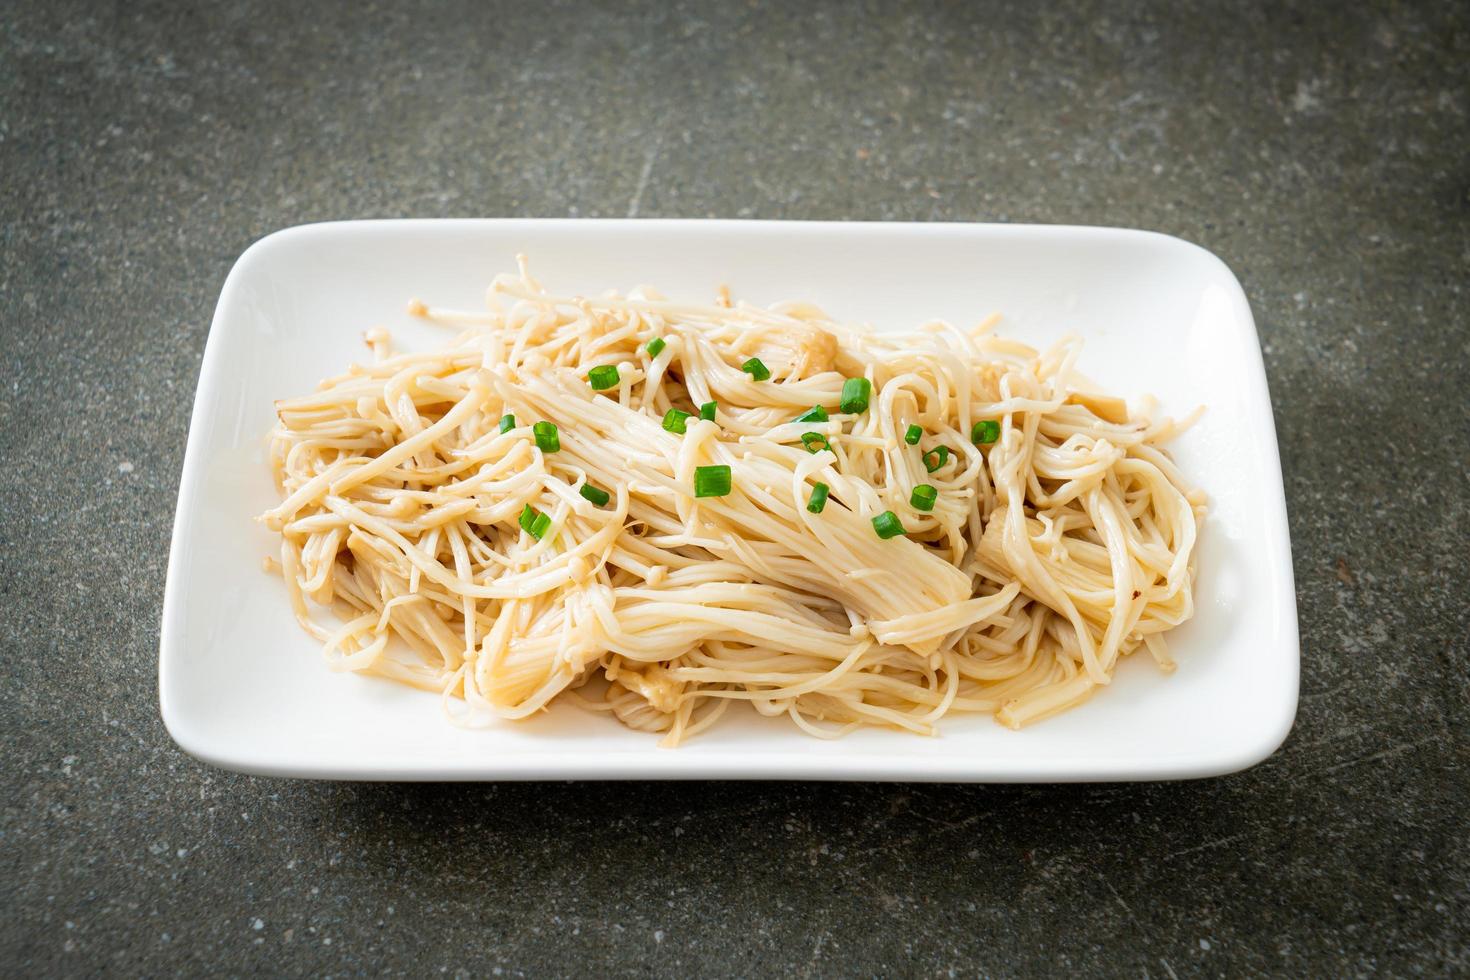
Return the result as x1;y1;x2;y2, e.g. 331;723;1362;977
699;401;717;422
580;484;610;506
588;365;620;391
923;445;949;473
904;423;922;445
662;409;692;434
971;419;1000;444
793;405;829;424
910;484;938;511
533;421;560;453
693;465;732;498
741;357;771;381
647;337;667;358
806;482;830;513
840;377;872;414
872;510;905;539
800;432;830;454
499;414;516;434
518;504;551;540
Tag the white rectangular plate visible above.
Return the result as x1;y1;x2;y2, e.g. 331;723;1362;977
160;220;1298;781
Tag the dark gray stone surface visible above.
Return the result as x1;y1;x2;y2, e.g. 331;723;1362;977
2;0;1466;975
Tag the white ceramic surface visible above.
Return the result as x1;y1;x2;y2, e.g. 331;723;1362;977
159;219;1298;781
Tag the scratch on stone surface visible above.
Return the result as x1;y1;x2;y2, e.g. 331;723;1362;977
910;809;993;834
1160;957;1180;980
627;141;659;218
1102;877;1141;929
1164;832;1248;862
1319;736;1437;775
1299;682;1352;702
799;932;826;978
1282;720;1376;751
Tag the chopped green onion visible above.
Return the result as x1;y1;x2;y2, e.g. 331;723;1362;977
580;484;610;506
518;504;551;540
741;357;771;381
872;510;905;539
646;337;667;358
693;464;732;498
910;484;938;511
499;413;516;434
923;445;949;473
662;409;692;434
904;423;922;445
806;482;830;514
800;432;831;454
587;365;620;391
971;419;1001;444
840;377;872;414
533;421;560;453
699;400;718;422
793;405;829;424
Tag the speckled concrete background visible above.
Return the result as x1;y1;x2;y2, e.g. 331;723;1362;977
3;0;1467;975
